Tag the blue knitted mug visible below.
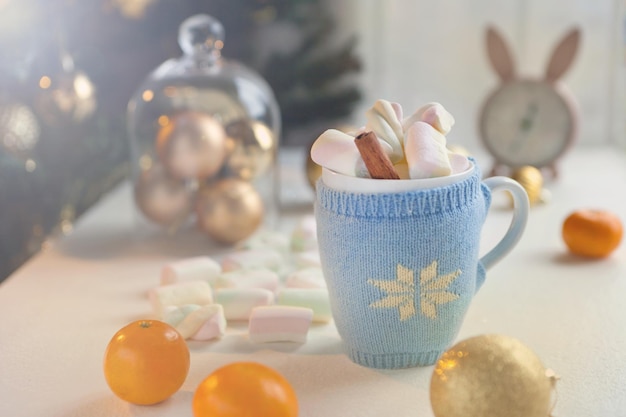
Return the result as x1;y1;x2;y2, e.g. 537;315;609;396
315;161;529;369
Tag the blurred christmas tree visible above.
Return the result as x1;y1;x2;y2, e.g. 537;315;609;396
0;0;361;281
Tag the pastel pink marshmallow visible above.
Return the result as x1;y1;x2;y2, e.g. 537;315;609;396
221;249;283;273
190;305;227;341
277;288;332;323
404;121;452;179
448;151;471;173
293;250;321;269
164;304;226;340
215;268;280;292
149;280;213;318
310;128;376;177
214;288;275;321
364;99;404;163
160;256;221;286
290;215;318;252
248;306;314;344
402;102;455;135
286;267;327;289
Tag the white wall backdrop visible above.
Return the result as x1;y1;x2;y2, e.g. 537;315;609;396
332;0;624;151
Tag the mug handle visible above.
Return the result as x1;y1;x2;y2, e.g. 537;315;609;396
479;176;530;271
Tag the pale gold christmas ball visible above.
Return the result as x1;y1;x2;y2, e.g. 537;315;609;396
35;70;97;126
511;165;543;205
196;178;264;244
430;334;556;417
134;165;193;227
156;111;227;180
223;119;275;180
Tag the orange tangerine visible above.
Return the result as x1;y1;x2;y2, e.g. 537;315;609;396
562;209;623;258
103;320;190;405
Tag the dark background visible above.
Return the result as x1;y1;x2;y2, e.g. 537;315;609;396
0;0;362;281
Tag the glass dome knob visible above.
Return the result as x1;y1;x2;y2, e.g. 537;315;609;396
178;14;225;59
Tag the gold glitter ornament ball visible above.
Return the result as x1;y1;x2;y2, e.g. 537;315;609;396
196;178;264;244
511;166;543;205
223;119;275;180
430;334;556;417
134;166;194;227
156;111;227;180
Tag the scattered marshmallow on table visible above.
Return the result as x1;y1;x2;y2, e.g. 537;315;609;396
290;215;318;252
240;230;291;254
163;304;226;341
277;288;332;323
248;306;314;344
286;267;326;289
293;250;321;269
160;256;221;286
183;304;227;341
149;280;213;317
215;288;275;321
215;268;280;292
220;248;283;273
162;304;201;326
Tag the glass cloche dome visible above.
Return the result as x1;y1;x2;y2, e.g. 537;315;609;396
127;14;281;245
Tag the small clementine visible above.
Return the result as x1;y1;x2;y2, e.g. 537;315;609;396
192;361;298;417
562;209;623;258
103;320;190;405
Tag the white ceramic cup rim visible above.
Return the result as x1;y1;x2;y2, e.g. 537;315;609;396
321;161;475;193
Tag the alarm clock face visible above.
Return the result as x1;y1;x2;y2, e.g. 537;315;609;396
480;79;575;168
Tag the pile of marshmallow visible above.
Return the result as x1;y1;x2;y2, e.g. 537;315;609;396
147;215;331;344
311;100;470;179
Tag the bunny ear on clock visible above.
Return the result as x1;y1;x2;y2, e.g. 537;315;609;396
485;26;516;82
544;27;581;83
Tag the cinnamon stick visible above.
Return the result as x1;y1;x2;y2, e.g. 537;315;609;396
354;131;400;179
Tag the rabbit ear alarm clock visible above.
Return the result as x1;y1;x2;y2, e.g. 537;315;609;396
479;25;581;178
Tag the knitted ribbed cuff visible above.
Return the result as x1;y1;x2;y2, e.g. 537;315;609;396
345;346;442;369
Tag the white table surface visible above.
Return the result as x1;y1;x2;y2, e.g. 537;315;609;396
1;146;626;417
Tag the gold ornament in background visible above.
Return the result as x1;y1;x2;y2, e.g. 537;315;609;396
511;165;544;206
134;165;194;227
223;119;275;180
35;55;97;126
430;334;558;417
196;178;264;244
109;0;157;19
156;111;227;180
0;103;40;161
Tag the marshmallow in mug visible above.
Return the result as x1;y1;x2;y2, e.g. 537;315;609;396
311;100;468;180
